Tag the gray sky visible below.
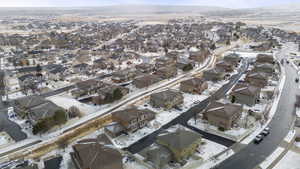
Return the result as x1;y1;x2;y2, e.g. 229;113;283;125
0;0;299;8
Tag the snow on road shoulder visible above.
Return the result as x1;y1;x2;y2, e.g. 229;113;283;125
273;150;300;169
259;147;285;169
284;130;296;143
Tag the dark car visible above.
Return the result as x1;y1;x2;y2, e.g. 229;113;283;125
296;78;299;83
254;134;264;144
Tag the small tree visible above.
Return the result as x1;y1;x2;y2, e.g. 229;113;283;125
36;64;42;73
113;88;123;100
226;40;231;46
231;95;236;103
210;43;216;50
68;106;82;118
104;92;114;103
32;119;48;135
182;64;194;72
53;109;67;125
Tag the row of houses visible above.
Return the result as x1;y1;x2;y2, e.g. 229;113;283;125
201;53;276;130
71;125;202;169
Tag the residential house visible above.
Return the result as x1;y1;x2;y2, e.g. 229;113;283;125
72;63;89;74
135;63;154;73
180;78;208;94
111;69;136;83
176;58;195;70
13;95;63;124
14;164;38;169
92;85;129;105
72;79;108;98
18;73;42;92
139;143;173;169
245;71;269;88
0;71;6;95
253;63;275;75
224;53;241;66
93;58;108;69
256;54;274;64
230;82;261;106
150;89;184;109
203;101;243;130
71;135;123;169
155;57;176;69
111;107;155;133
250;42;273;51
156;125;202;162
154;66;177;79
215;60;234;72
133;74;162;89
203;68;226;81
189;49;210;63
104;122;125;138
47;66;68;81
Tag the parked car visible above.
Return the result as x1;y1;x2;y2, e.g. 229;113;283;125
296;78;299;83
254;134;264;144
174;106;183;111
261;130;269;136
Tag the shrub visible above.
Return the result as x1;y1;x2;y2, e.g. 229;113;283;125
53;109;67;125
231;95;236;103
68;106;82;118
182;63;193;72
113;88;123;100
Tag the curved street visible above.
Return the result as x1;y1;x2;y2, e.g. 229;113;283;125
215;45;298;169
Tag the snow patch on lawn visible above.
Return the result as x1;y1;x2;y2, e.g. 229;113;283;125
197;138;227;161
47;95;99;114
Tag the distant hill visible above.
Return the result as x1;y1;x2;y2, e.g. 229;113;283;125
90;5;230;15
0;5;231;17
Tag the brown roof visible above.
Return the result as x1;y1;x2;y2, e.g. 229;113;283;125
112;107;155;123
231;82;260;96
157;125;202;152
206;101;242;119
246;72;268;80
72;143;123;169
181;77;205;87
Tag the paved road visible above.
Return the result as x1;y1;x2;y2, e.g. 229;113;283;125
125;59;249;153
0;101;27;142
215;48;298;169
